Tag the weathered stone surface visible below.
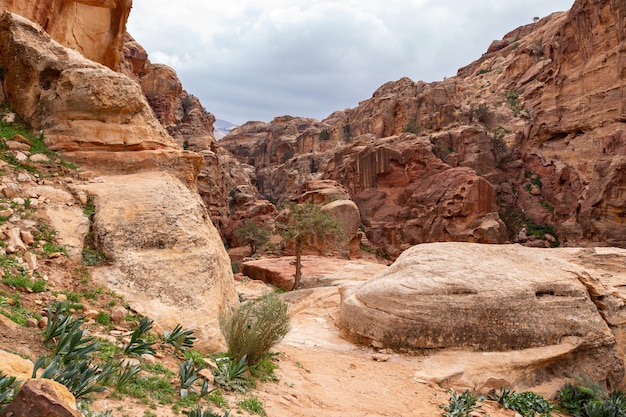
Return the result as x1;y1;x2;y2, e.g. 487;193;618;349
0;349;33;381
31;185;89;259
0;0;131;70
0;13;200;187
77;172;238;350
339;242;625;388
0;378;81;417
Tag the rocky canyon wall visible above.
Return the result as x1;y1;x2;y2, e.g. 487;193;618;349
219;0;626;255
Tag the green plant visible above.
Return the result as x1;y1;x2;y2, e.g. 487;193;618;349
0;372;20;409
163;324;196;353
124;316;156;356
178;359;209;398
183;349;207;367
505;89;524;116
319;129;330;140
403;119;420;134
185;405;230;417
212;356;252;393
33;356;116;398
220;293;290;366
206;389;229;408
43;302;75;343
115;362;140;391
275;202;342;289
42;242;67;257
469;103;492;124
249;356;279;383
82;248;107;266
440;390;478;417
233;222;270;255
238;396;266;416
116;374;176;406
556;381;624;417
489;388;552;417
77;401;113;417
95;312;111;326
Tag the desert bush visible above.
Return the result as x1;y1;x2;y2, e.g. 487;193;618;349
219;293;290;366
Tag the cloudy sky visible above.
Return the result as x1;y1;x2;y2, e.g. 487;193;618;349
127;1;574;125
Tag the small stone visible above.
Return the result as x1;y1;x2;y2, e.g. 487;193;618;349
120;358;140;368
16;173;31;183
78;171;95;180
11;133;31;145
24;252;37;271
29;153;50;163
371;353;389;362
204;358;218;370
8;228;27;251
20;230;34;246
109;330;124;336
0;208;13;217
198;368;215;384
47;252;63;259
38;317;48;329
56;293;67;302
14;152;28;162
6;140;30;151
141;353;156;364
34;299;43;305
26;318;38;328
544;233;556;243
2;185;18;198
110;306;127;324
529;184;542;196
370;340;384;349
85;309;99;319
3;113;16;123
12;197;25;206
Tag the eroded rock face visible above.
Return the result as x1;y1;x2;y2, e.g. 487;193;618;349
0;12;201;187
218;0;626;252
339;242;625;388
0;0;131;70
76;172;238;350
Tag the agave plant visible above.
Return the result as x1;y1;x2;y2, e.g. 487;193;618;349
184;405;230;417
163;324;196;353
213;355;252;393
178;358;208;398
440;390;478;417
123;316;155;356
0;372;21;409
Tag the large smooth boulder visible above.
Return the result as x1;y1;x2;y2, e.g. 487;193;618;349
339;242;625;388
76;172;238;350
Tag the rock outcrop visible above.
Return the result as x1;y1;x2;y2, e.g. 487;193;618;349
75;172;238;350
0;0;131;70
218;0;626;254
0;379;82;417
339;242;626;389
0;12;238;349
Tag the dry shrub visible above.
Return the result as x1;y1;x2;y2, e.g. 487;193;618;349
219;294;290;365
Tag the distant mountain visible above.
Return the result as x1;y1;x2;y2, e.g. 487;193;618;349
214;119;237;140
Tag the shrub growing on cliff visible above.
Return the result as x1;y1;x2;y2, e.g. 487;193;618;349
219;293;290;366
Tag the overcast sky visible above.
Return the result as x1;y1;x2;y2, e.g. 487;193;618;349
127;1;574;125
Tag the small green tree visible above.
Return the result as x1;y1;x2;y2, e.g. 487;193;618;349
275;202;342;290
234;222;270;255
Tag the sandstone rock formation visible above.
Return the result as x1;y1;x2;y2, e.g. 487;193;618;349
0;379;82;417
0;12;201;188
0;0;131;70
74;171;238;350
218;0;626;254
0;12;238;350
339;242;626;388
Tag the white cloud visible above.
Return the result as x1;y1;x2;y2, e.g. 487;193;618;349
128;0;574;125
